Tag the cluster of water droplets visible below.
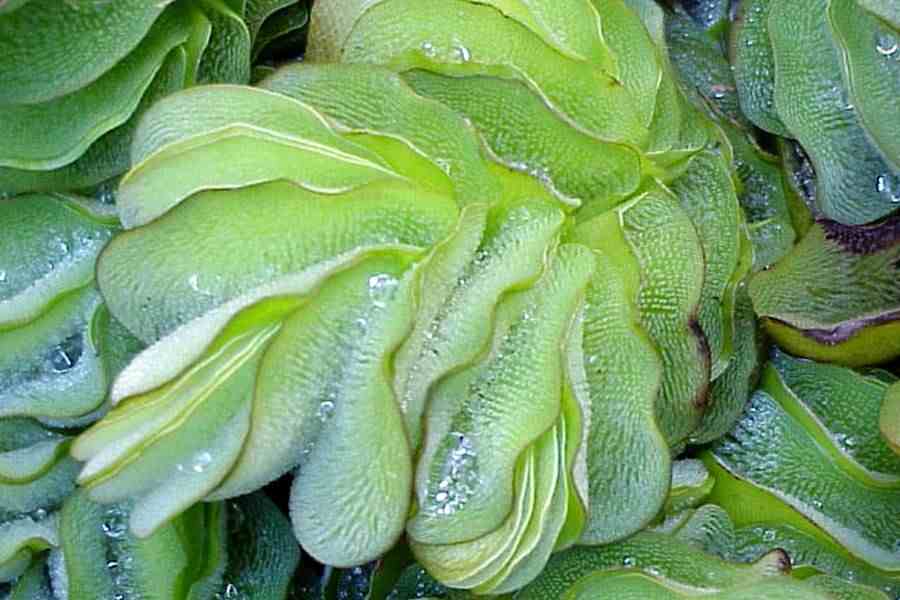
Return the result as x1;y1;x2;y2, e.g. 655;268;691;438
175;450;213;475
48;548;69;600
713;392;783;478
737;1;776;115
385;567;446;599
785;141;817;204
684;0;728;29
100;505;138;600
429;432;480;517
419;38;472;64
367;273;399;308
335;564;376;600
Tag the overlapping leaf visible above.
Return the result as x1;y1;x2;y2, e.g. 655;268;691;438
706;354;900;594
0;0;308;195
750;219;900;366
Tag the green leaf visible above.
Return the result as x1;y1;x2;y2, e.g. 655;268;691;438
120;125;401;227
805;575;891;600
768;0;900;224
730;0;789;136
98;179;458;342
577;190;708;446
729;522;900;597
0;287;108;421
590;0;662;129
723;124;796;271
690;286;760;445
340;0;649;147
882;382;900;456
251;2;309;60
665;11;748;128
559;571;839;599
749;221;900;366
58;490;229;600
409;244;593;546
244;0;295;42
0;6;190;171
771;351;900;479
259;64;503;207
8;560;53;599
711;387;900;571
264;257;417;566
196;0;252;84
564;238;668;544
0;48;187;195
829;0;900;171
121;84;397;228
0;194;113;329
73;319;270;537
394;202;564;449
412;435;541;590
403;69;641;212
467;0;614;68
0;0;173;104
859;0;900;32
306;0;382;62
516;530;790;598
0;0;33;15
665;460;714;515
667;149;742;377
220;494;300;600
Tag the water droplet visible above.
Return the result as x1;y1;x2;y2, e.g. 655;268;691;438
318;399;335;422
622;556;637;567
354;317;369;334
876;35;898;57
224;583;240;598
762;529;776;542
48;333;84;372
0;270;6;283
876;174;900;203
188;274;201;292
95;184;116;205
191;451;212;473
421;41;437;57
453;45;471;62
367;273;398;307
103;522;126;540
434;157;452;174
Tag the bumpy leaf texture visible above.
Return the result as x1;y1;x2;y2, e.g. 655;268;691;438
67;0;750;593
0;0;308;195
1;0;897;598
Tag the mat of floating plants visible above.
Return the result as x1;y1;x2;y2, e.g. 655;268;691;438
1;0;899;598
